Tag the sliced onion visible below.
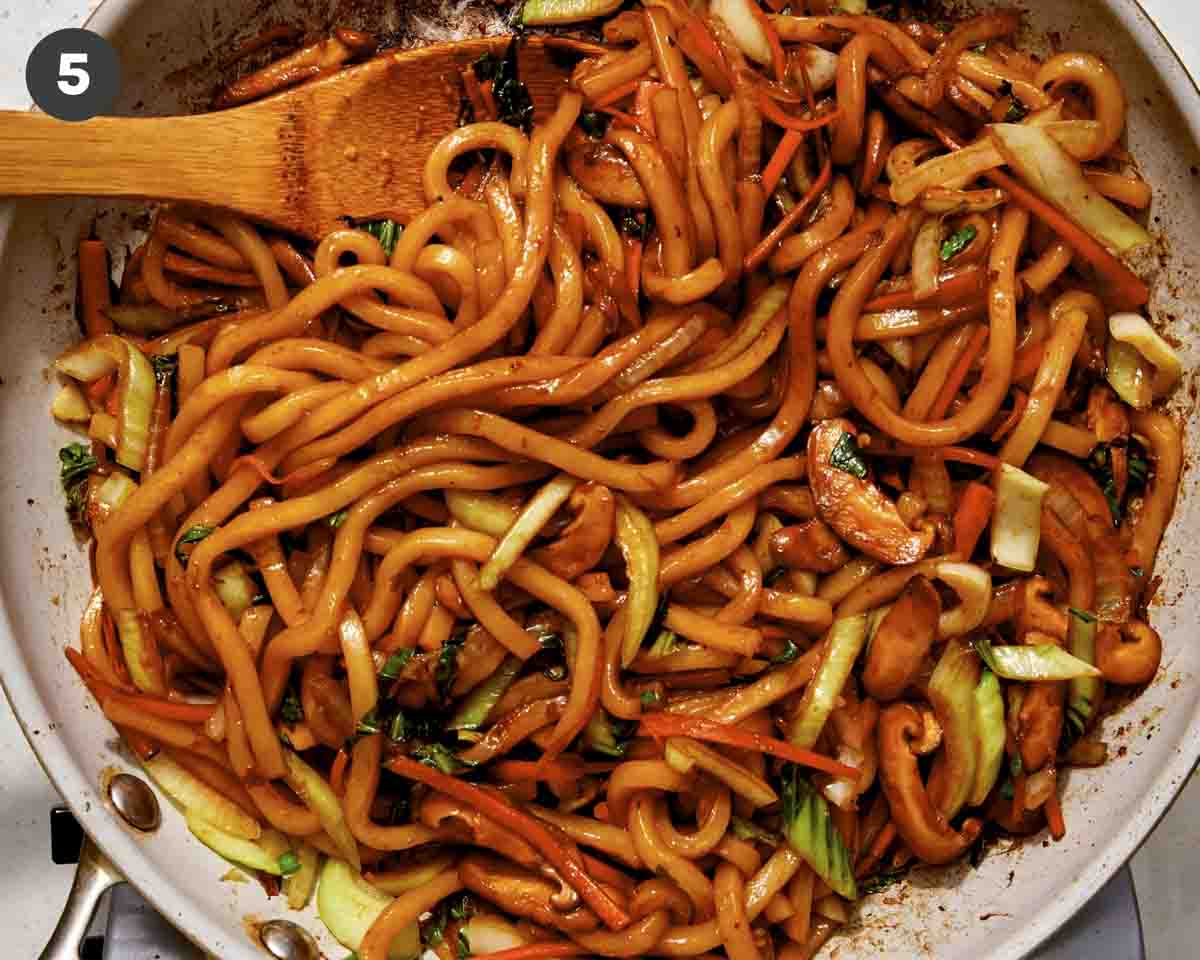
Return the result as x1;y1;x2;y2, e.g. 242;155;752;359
522;0;622;25
615;494;659;667
51;382;91;422
710;0;772;66
910;216;944;302
479;473;579;590
891;141;1004;206
1105;338;1154;409
1108;312;1182;399
988;123;1152;255
933;561;992;637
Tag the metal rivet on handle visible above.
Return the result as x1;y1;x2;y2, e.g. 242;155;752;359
106;773;160;832
260;919;319;960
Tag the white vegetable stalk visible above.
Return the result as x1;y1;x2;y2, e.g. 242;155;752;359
990;464;1049;573
710;0;772;66
1108;312;1182;402
988;124;1152;255
479;473;579;590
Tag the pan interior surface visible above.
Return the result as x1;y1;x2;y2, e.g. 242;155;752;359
0;1;1197;957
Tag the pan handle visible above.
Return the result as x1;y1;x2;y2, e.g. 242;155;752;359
39;834;125;960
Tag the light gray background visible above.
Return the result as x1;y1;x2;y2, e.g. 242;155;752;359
0;1;1194;957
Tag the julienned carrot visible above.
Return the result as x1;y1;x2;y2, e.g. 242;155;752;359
684;14;735;90
749;1;787;82
757;91;840;133
855;821;897;878
876;445;1001;471
493;756;585;784
592;77;640;109
65;645;122;702
1044;786;1066;841
475;944;586;960
1012;340;1045;381
632;81;662;139
479;80;498;122
745;155;833;271
330;747;350;797
109;693;217;724
928;122;1148;311
581;852;637;893
863;263;987;312
79;239;113;337
385;754;632;931
929;323;989;420
953;481;996;558
762;129;804;197
624;236;643;301
637;713;860;779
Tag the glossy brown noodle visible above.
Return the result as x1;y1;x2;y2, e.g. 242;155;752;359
56;5;1183;959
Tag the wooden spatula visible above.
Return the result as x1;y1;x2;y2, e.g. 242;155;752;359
0;36;571;239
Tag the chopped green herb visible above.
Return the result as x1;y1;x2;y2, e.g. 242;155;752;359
150;353;177;385
730;816;781;846
1066;702;1089;736
770;636;801;665
617;208;654;242
411;742;472;775
174;524;215;568
999;777;1015;800
423;892;476;952
972;42;987;53
940;224;978;261
387;708;443;743
647;628;682;659
1009;752;1024;778
1130;566;1145;578
1004;97;1028;122
543;662;568;681
278;851;301;876
861;869;907;895
829;431;868;479
379;648;415;680
356;707;383;737
639;688;663;710
764;567;789;587
327;509;348;529
436;633;465;701
1069;607;1097;624
360;219;402;256
1128;453;1150;483
280;686;304;723
58;442;97;525
578;111;609;138
473;40;534;131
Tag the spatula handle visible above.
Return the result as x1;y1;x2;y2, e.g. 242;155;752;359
0;110;277;213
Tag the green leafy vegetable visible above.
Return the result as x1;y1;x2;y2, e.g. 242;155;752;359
58;442;97;525
280;685;304;723
583;711;635;758
278;851;301;876
1130;565;1145;578
379;648;415;680
327;509;349;529
639;688;663;710
423;892;475;952
579;111;609;138
730;816;781;846
449;655;522;732
356;707;384;737
174;524;215;568
360;219;402;256
770;636;800;665
473;40;534;131
1069;607;1097;624
150;353;177;385
780;765;857;899
387;708;443;743
972;634;1101;681
861;869;907;895
829;431;868;479
617;208;653;241
436;633;465;701
411;743;472;775
940;224;978;261
646;628;682;659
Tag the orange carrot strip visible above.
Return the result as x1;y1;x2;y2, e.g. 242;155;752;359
863;265;987;312
745;154;832;271
479;80;498;121
593;78;641;109
1044;785;1066;841
757;92;840;132
953;481;996;558
492;757;585;785
929;323;990;420
330;748;350;797
684;14;735;90
581;852;637;893
750;1;787;82
79;239;113;336
108;694;218;725
118;727;160;761
638;714;859;779
855;821;897;878
385;755;632;931
1012;340;1045;381
761;129;804;197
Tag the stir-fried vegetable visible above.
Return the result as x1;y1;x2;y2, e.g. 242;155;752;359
186;812;282;875
58;442;97;525
1067;615;1102;735
283;842;320;910
1108;312;1183;403
614;494;659;667
781;765;857;899
710;0;772;65
285;748;360;870
449;655;522;732
828;431;868;479
473;40;534;132
480;474;578;590
927;638;982;819
969;668;1006;806
523;0;622;25
359;219;403;256
990;464;1049;573
144;753;261;839
212;561;257;621
174;524;215;568
318;858;420;960
973;635;1102;681
788;615;869;748
940;224;978;262
55;335;156;471
989;124;1152;255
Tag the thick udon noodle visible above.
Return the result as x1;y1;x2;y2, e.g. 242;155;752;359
52;5;1184;959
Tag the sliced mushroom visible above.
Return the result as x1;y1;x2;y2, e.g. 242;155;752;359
532;482;616;581
459;851;601;933
807;419;934;564
566;141;648;208
770;518;850;573
863;575;942;701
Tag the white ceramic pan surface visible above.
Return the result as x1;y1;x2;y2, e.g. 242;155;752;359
0;0;1197;957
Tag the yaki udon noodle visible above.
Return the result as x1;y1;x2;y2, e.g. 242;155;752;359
50;2;1184;958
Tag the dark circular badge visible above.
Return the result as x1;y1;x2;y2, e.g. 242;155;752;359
26;28;121;122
